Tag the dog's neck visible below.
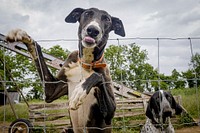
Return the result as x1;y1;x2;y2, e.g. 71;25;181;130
81;48;95;63
78;42;106;69
78;41;106;63
151;116;171;130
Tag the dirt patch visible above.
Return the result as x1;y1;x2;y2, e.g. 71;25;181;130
0;122;9;133
176;126;200;133
1;122;200;133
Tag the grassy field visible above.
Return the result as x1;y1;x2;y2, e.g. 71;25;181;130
171;88;200;119
0;88;199;132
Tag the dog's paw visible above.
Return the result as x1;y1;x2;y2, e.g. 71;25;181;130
6;29;33;44
69;81;87;110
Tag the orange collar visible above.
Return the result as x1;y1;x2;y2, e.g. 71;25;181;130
78;54;107;69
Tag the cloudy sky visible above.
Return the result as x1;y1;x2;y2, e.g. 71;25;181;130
0;0;200;75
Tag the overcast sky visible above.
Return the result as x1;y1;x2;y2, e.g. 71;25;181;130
0;0;200;75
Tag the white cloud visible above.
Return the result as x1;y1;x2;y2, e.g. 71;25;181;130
0;0;200;75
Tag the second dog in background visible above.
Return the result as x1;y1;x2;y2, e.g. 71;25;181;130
141;90;183;133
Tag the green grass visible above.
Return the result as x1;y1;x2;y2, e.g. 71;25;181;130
171;87;200;119
0;97;69;123
0;88;199;132
0;103;29;122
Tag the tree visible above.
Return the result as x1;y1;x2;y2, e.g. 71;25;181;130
171;69;186;89
43;45;70;60
182;53;200;88
191;53;200;87
0;45;70;99
0;48;36;91
42;45;70;75
105;43;158;92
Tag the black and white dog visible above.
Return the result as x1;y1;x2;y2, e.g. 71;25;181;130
6;8;125;133
141;90;183;133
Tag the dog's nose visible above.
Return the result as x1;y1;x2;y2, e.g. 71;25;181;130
163;110;172;117
163;107;172;117
87;26;99;38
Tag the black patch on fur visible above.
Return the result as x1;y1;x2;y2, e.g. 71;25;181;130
82;72;102;94
86;104;111;133
111;17;125;37
65;8;85;23
146;90;183;123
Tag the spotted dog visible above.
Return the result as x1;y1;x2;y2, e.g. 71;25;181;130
141;90;183;133
6;8;125;133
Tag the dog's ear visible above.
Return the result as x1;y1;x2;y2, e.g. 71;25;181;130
111;17;125;37
146;100;154;120
65;8;85;23
171;95;183;115
146;96;159;121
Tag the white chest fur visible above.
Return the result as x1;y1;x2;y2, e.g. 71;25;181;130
64;62;98;130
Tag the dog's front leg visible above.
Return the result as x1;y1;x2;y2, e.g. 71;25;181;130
6;29;68;102
68;71;116;125
97;75;116;125
69;72;102;110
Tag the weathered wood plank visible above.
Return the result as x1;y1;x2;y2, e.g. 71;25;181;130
29;113;69;120
115;111;144;118
32;119;71;126
29;102;68;110
116;104;144;110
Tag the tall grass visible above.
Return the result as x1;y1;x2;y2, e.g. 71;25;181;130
171;87;200;119
0;97;68;123
0;103;29;122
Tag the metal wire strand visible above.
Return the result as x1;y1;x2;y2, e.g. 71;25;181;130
188;38;200;125
0;37;200;131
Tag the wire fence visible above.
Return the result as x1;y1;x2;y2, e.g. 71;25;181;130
0;37;200;132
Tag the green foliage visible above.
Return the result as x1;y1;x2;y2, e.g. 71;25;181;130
105;44;158;92
0;45;70;99
0;48;38;91
43;45;70;61
179;113;195;127
0;103;29;122
182;70;195;88
172;88;200;118
105;44;200;91
182;53;200;88
171;69;186;89
42;45;70;75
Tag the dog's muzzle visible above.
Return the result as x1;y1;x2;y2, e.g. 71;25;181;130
82;22;102;48
87;25;100;38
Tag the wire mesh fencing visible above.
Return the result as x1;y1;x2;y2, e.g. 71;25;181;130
0;36;200;132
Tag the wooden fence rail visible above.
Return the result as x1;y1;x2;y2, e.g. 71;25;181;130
29;97;149;127
29;96;186;128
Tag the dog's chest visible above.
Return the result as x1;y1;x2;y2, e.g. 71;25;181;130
64;61;94;93
64;61;98;127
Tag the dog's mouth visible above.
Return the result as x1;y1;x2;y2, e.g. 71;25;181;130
162;111;172;124
83;36;96;44
163;111;172;118
82;36;97;48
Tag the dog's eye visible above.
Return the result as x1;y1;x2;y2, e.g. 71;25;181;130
84;11;93;17
102;15;111;22
167;96;171;101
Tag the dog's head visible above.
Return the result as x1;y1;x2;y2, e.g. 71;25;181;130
146;90;182;124
65;8;125;61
